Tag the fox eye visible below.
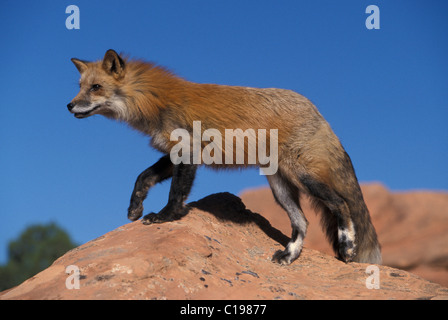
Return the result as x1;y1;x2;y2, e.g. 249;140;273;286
90;84;102;92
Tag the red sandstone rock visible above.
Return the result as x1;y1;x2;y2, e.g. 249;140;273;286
1;192;446;300
241;183;448;286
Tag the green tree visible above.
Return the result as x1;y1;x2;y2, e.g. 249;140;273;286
0;222;77;291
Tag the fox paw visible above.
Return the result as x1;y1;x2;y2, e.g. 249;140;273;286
142;212;174;225
338;243;356;263
272;249;300;265
128;204;143;221
141;205;191;225
338;228;357;262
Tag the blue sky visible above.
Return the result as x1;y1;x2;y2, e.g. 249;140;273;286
1;0;447;264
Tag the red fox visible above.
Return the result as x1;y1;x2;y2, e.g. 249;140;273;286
68;49;381;265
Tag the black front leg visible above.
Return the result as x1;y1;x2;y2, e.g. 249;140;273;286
128;155;174;221
142;163;197;225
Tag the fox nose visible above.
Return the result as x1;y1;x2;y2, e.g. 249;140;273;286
67;102;75;111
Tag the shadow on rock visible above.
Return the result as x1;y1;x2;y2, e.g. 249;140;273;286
189;192;290;247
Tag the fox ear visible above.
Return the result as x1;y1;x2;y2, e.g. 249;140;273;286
71;58;88;73
102;49;125;79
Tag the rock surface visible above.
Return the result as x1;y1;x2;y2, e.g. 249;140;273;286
1;192;447;300
241;183;448;286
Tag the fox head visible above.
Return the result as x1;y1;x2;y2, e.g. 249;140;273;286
68;49;129;120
